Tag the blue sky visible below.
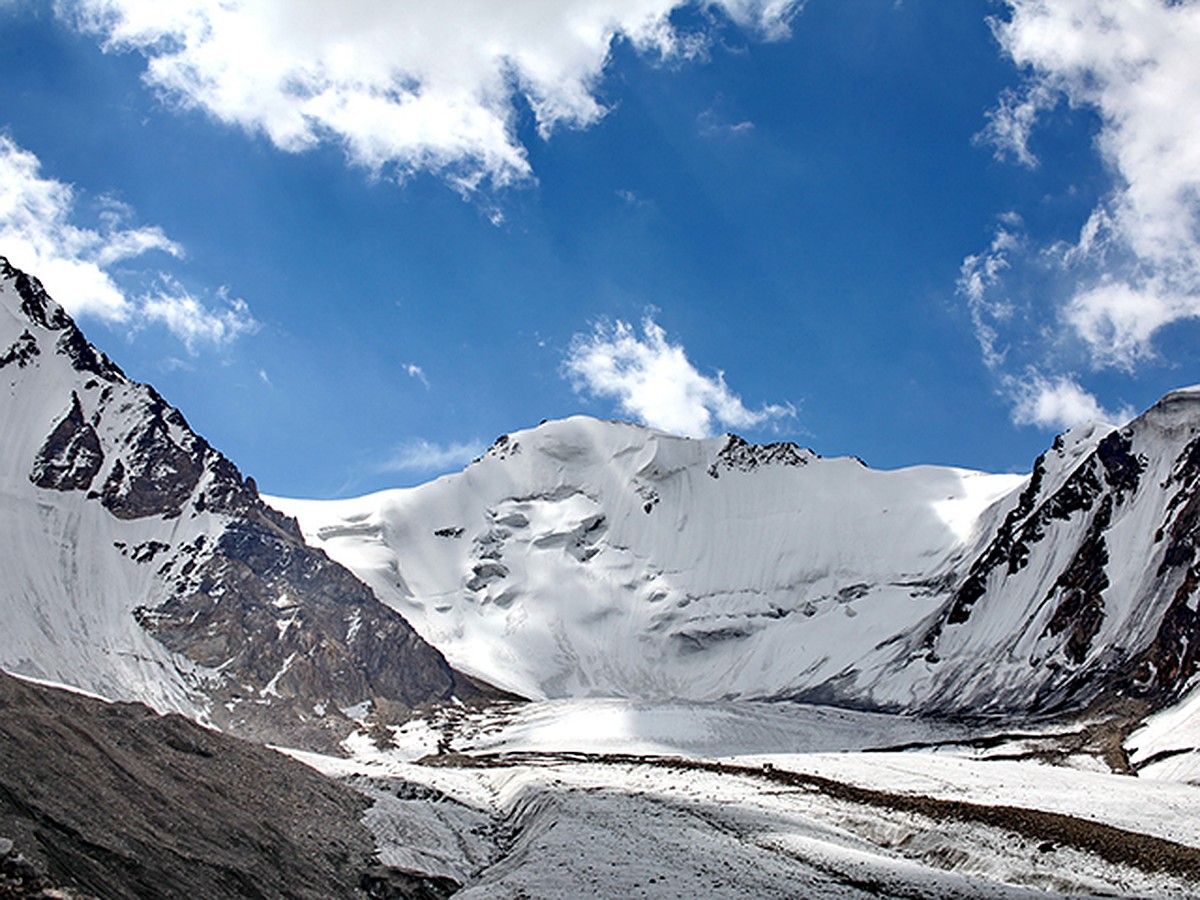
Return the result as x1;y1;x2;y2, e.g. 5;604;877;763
2;0;1199;498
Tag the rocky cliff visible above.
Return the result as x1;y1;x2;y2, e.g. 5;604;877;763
0;256;495;751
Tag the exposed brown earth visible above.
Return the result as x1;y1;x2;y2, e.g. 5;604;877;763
0;672;452;900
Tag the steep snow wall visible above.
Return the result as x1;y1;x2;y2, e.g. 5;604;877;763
271;417;1026;704
274;393;1200;718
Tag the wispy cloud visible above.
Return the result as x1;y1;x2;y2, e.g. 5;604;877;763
975;81;1056;170
56;0;800;194
564;315;794;438
378;438;487;475
403;363;430;389
0;132;255;350
697;107;755;138
616;189;650;208
963;0;1200;429
139;279;257;353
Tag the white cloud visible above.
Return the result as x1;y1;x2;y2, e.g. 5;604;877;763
994;0;1200;347
958;220;1020;372
1009;373;1134;431
976;81;1056;169
379;438;487;475
966;0;1200;426
1063;278;1193;372
994;0;1200;265
697;107;755;137
55;0;800;191
0;133;179;321
139;280;257;353
0;132;254;350
403;363;430;389
564;316;793;438
616;188;650;208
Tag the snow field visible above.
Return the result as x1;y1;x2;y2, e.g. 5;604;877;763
286;698;1200;898
269;416;1027;705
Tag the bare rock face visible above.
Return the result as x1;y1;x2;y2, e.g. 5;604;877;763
2;256;500;751
140;510;471;747
707;433;813;477
97;388;208;519
1127;428;1200;697
30;392;104;491
0;671;455;900
935;431;1141;636
0;328;38;369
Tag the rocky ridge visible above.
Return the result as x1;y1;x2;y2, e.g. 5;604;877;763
0;256;496;751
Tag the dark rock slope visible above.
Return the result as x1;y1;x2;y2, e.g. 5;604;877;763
0;671;460;900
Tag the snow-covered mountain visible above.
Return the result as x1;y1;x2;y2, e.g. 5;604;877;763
11;254;1200;896
0;256;489;750
271;391;1200;722
6;250;1200;746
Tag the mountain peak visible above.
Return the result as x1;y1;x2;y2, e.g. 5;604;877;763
1137;385;1200;436
0;255;69;331
274;385;1200;722
1;255;124;381
0;256;498;750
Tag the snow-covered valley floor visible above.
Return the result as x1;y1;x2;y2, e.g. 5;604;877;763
288;699;1200;898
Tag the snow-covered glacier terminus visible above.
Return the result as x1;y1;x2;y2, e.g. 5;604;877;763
0;257;493;751
273;382;1200;723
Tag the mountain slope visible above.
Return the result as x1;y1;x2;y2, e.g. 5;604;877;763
269;417;1023;703
0;670;461;899
914;390;1200;716
272;393;1200;721
0;256;489;750
7;250;1200;744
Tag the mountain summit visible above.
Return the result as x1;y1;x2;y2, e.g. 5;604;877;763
0;256;489;750
273;392;1200;726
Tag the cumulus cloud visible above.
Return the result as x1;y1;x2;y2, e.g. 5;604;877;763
992;0;1200;272
1009;373;1134;431
379;438;487;475
564;316;793;438
0;132;255;350
965;0;1200;428
55;0;800;191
